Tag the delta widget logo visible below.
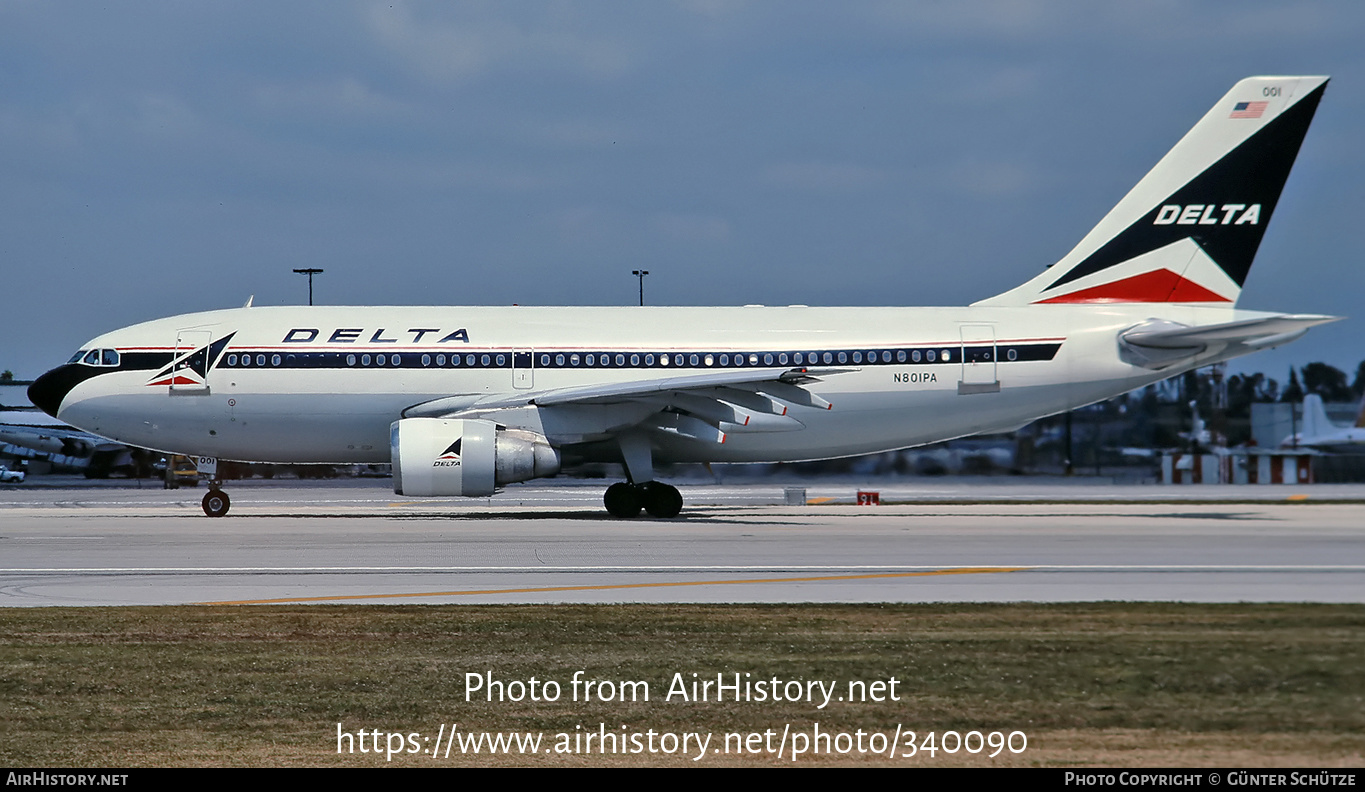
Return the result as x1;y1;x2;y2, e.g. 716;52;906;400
433;438;462;467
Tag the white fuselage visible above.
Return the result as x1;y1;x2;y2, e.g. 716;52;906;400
52;303;1267;466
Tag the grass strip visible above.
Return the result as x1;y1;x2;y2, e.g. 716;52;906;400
2;603;1362;766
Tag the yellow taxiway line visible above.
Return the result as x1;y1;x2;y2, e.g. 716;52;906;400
203;566;1025;605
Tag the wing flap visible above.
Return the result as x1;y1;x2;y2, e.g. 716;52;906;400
406;366;852;447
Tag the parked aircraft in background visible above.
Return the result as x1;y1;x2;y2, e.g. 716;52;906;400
1282;393;1365;451
0;412;147;478
29;76;1338;517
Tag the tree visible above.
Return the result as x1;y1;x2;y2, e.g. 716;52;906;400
1301;362;1351;402
0;370;11;383
1282;367;1304;403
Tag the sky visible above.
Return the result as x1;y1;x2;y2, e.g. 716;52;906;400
3;1;1364;384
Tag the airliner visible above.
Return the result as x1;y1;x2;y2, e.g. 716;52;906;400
1283;394;1365;451
0;413;143;478
29;76;1338;518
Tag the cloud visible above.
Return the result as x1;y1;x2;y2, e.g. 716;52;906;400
942;158;1037;197
254;78;411;119
366;1;633;84
649;212;730;243
764;161;889;193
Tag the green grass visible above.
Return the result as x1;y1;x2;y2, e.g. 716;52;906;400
3;603;1362;766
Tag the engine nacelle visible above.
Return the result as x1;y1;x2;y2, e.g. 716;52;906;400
391;418;561;497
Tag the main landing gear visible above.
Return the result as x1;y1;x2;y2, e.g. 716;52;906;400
604;481;683;519
201;483;231;517
604;432;684;518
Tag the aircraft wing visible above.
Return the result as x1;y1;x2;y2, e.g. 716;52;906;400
403;367;856;445
482;366;850;408
0;414;124;458
1119;314;1341;369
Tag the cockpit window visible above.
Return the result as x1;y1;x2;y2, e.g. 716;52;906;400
76;349;120;367
69;350;88;364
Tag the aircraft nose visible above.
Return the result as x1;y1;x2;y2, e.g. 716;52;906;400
28;365;80;418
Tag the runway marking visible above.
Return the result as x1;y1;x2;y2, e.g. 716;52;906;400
199;567;1027;605
6;564;1365;574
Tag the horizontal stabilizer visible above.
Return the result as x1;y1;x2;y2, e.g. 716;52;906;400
1120;314;1339;369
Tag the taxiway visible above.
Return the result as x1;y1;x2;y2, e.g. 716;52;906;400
2;479;1361;606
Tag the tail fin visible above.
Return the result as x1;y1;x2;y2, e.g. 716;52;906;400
1301;393;1332;439
977;76;1328;307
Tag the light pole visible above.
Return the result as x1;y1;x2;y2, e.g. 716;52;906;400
631;270;649;306
293;268;324;306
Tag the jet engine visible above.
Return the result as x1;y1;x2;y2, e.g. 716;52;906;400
390;418;561;497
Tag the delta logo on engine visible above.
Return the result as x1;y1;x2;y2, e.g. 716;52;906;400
433;438;462;467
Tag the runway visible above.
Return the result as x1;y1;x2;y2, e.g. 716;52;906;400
2;479;1363;605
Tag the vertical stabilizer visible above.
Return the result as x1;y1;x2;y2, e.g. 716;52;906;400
1301;394;1331;439
977;76;1328;307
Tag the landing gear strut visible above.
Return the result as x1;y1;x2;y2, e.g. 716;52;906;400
202;484;231;517
606;432;682;518
603;481;682;519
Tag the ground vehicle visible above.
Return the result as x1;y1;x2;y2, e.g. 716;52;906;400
161;455;200;489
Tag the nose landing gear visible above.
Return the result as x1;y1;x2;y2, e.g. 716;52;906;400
201;485;230;517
